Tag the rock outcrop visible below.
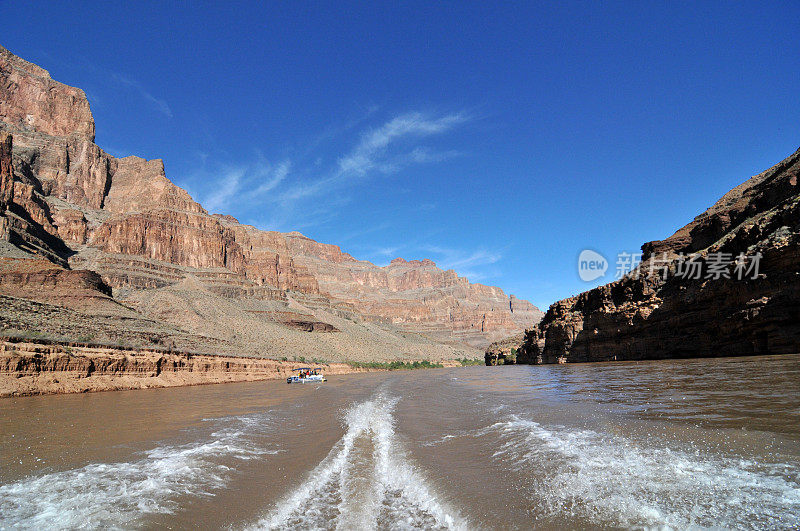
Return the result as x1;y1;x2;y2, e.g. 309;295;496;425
512;146;800;364
484;331;523;365
0;45;541;364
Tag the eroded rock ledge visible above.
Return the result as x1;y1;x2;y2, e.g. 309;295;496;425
0;339;371;397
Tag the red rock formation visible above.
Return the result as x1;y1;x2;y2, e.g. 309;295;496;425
513;147;800;364
0;45;95;140
0;257;111;297
0;132;71;263
0;133;12;210
52;208;88;244
286;246;542;346
90;210;245;272
103;156;204;214
0;45;541;357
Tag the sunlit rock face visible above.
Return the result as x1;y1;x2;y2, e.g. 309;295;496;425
0;46;95;140
0;45;541;357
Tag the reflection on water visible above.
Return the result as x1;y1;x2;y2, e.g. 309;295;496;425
1;354;798;529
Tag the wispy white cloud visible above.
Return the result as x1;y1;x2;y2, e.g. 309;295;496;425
337;111;467;177
254;160;290;195
187;110;468;231
337;222;392;243
203;167;244;212
275;174;337;202
193;157;293;213
415;245;503;282
254;195;352;232
269;111;468;206
376;246;401;257
347;241;502;282
405;147;461;164
112;73;173;118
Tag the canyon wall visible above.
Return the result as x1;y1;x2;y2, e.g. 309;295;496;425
0;45;541;363
508;146;800;364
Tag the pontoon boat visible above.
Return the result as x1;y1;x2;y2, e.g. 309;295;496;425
286;367;326;384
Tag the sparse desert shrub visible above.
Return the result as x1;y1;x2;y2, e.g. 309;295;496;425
347;360;444;370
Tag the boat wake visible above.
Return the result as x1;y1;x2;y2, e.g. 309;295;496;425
484;415;800;529
251;393;465;530
0;412;278;530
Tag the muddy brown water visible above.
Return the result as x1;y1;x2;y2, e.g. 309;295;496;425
1;354;799;529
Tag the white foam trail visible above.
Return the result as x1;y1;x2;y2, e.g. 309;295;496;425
0;413;278;530
252;393;465;530
486;415;800;529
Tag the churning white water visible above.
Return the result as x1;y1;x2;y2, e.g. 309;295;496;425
0;412;278;530
1;356;799;529
251;393;465;530
480;415;800;529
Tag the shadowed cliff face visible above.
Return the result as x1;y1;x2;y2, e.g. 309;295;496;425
510;146;800;364
0;45;541;359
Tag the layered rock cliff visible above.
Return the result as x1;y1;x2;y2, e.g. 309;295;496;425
0;45;540;362
511;146;800;364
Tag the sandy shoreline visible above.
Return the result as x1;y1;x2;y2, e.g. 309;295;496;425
0;338;399;398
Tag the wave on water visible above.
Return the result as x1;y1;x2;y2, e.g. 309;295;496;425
485;415;800;529
250;393;465;530
0;412;279;530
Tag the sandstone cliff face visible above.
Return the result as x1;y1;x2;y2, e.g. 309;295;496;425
0;45;540;360
103;156;204;214
0;131;72;263
513;147;800;364
0;46;94;140
4;127;115;210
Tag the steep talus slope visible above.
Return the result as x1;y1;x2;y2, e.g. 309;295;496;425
510;147;800;364
0;45;540;361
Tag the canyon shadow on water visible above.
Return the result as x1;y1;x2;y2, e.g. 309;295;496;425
1;354;799;529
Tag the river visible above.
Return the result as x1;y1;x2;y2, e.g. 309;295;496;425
1;354;799;529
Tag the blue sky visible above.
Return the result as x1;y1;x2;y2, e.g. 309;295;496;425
3;1;799;309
